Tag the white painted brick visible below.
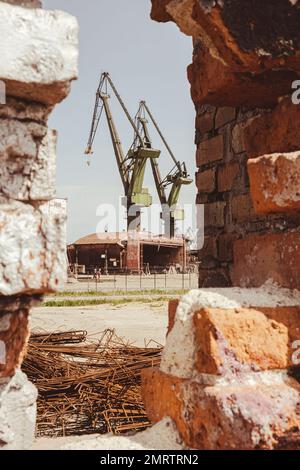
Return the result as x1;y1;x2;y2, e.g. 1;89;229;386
0;200;67;296
0;2;78;104
0;119;56;201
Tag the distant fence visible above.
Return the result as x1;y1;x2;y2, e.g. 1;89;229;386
67;266;199;293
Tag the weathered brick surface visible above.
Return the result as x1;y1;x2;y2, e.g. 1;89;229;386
196;168;215;193
195;105;215;136
0;2;78;105
215;107;236;129
199;268;230;288
231;194;256;223
0;200;67;296
167;299;179;336
218;234;236;262
232;232;300;289
0;97;51;123
248;152;300;214
196;134;223;166
2;0;41;7
0;311;29;378
199;236;218;260
142;367;300;450
232;122;247;154
218;162;240;192
0;120;56;201
244;98;300;158
0;296;38;379
193;307;300;374
205;201;226;228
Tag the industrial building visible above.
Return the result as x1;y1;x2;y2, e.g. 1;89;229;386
67;232;187;275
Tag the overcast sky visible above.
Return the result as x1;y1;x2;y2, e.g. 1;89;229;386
43;0;195;243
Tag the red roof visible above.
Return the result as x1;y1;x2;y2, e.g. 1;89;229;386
73;232;184;247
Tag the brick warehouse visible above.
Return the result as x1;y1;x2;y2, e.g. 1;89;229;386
67;232;187;274
0;0;300;451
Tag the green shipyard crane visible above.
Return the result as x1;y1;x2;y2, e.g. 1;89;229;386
134;100;193;238
85;73;160;231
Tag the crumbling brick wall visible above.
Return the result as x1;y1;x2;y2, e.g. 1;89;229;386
144;0;300;450
151;0;300;289
0;0;78;449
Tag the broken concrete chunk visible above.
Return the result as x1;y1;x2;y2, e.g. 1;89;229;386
0;2;78;105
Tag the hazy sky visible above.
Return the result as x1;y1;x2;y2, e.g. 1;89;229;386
43;0;195;243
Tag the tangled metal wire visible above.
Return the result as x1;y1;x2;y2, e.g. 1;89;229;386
22;329;162;437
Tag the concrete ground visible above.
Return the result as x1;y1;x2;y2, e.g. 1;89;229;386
30;301;169;347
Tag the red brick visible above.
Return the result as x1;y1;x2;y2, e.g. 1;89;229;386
215;107;236;128
232;122;247;154
0;310;29;379
218;233;237;262
196;134;224;167
142;367;300;450
232;231;300;289
200;236;218;259
150;0;172;22
167;299;179;336
199;268;230;288
218;162;240;192
193;307;300;375
196;168;216;193
248;152;300;214
205;201;226;228
188;44;296;108
195;106;216;135
244;98;300;158
231;193;256;223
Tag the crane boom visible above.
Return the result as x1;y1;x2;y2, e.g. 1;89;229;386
100;93;129;191
85;73;160;232
135;101;192;238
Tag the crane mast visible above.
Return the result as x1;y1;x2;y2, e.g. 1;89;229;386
85;73;160;231
135;101;192;238
85;73;192;238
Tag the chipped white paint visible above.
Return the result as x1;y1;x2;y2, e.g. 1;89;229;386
0;200;67;296
0;2;78;104
160;286;300;378
0;370;37;450
0;121;56;201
